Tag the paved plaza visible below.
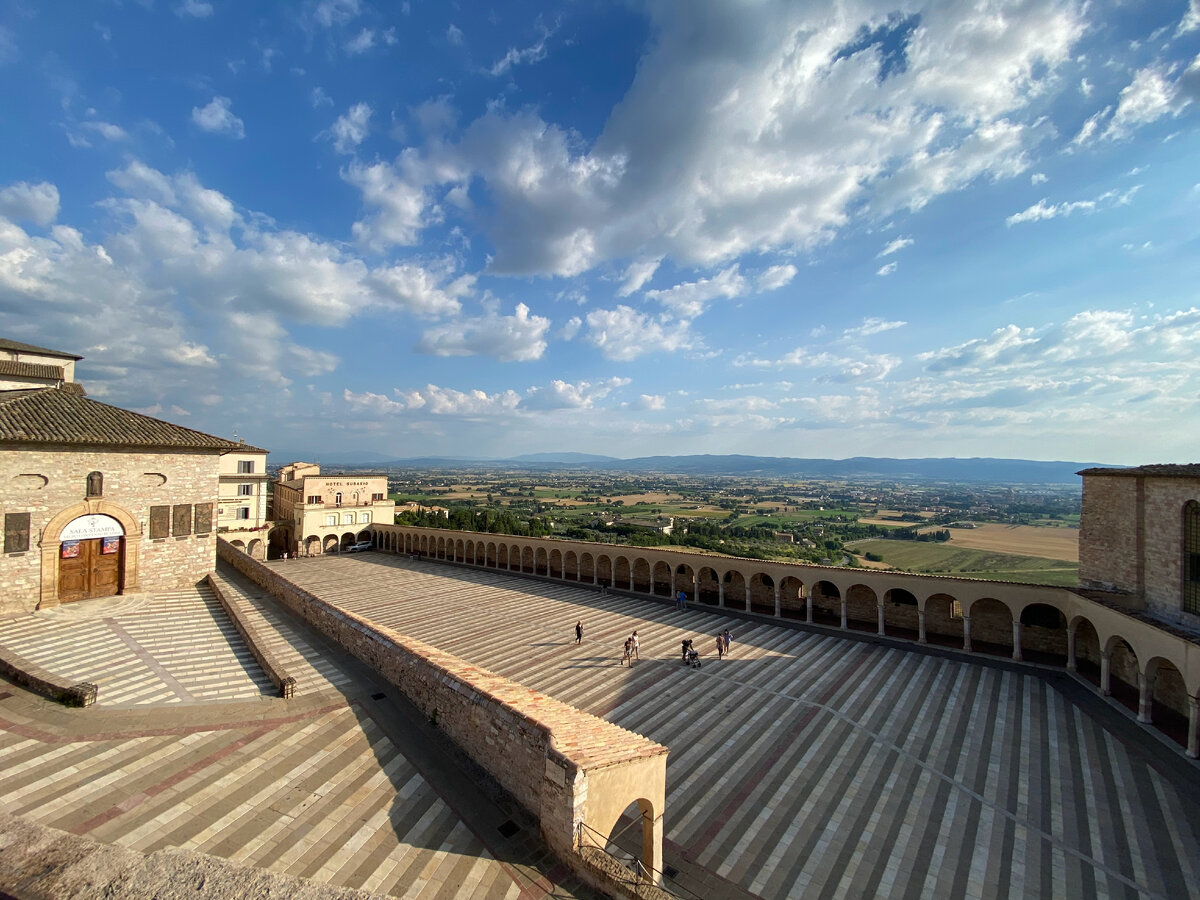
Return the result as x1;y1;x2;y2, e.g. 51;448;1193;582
1;551;1199;899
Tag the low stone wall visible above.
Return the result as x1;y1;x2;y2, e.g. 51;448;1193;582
205;572;296;698
0;641;96;706
0;812;380;899
216;540;668;881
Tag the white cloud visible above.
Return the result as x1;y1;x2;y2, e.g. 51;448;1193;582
618;256;662;297
191;96;245;139
876;261;897;276
644;265;746;317
176;0;213;18
345;28;375;55
489;24;554;76
330;102;371;154
1031;172;1048;185
845;317;906;338
82;121;128;141
633;394;666;411
446;24;464;46
416;302;550;361
781;350;901;382
345;157;443;249
523;377;629;410
877;236;913;257
0;181;60;225
559;315;582;340
314;0;360;28
311;87;334;108
1102;66;1184;140
584;306;695;361
1006;185;1140;225
368;264;470;319
0;26;15;66
757;264;797;292
1177;0;1199;35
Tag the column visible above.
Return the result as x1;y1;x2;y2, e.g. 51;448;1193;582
1100;651;1111;695
670;571;677;598
774;585;781;618
918;608;927;644
805;594;813;624
1012;621;1023;662
718;583;725;608
963;616;972;652
1187;696;1199;759
1137;671;1154;724
877;602;885;636
1066;627;1077;672
840;598;847;630
744;585;752;611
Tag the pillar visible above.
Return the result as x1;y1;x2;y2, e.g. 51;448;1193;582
806;594;813;624
774;585;781;618
1188;696;1199;759
963;616;972;653
744;585;752;611
1066;627;1077;672
840;598;847;630
1012;621;1023;662
1101;651;1111;696
718;583;725;608
1137;671;1154;724
877;602;885;636
643;811;664;887
918;608;927;644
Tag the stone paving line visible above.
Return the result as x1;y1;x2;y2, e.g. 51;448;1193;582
271;551;1200;900
0;570;605;900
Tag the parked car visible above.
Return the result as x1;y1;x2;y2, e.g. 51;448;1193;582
346;540;374;553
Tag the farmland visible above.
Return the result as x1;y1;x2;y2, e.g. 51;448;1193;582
846;539;1079;586
922;523;1078;562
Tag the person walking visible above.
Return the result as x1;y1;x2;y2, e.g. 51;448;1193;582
622;638;632;667
575;621;583;644
723;629;733;654
716;634;724;659
631;631;640;660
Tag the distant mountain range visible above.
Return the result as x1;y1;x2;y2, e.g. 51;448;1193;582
269;451;1115;484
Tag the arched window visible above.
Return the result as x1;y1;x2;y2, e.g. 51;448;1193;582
335;491;343;506
1185;500;1200;615
86;471;103;498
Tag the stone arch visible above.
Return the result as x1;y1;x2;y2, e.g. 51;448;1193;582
1145;657;1189;748
614;555;632;591
304;535;321;556
723;570;748;611
651;561;672;597
845;584;878;632
923;593;963;647
632;558;651;594
779;576;807;620
1019;603;1068;665
675;564;696;602
1105;635;1140;714
340;531;357;550
583;793;664;888
967;598;1013;656
596;555;614;589
324;534;340;553
230;539;247;553
580;553;596;584
39;498;143;609
748;572;775;616
697;567;721;606
810;580;841;626
497;542;510;568
564;550;579;580
550;548;563;579
247;538;264;560
536;547;549;576
883;588;919;637
522;546;535;574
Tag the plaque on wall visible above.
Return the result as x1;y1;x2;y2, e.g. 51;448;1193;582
4;512;30;553
172;504;192;537
149;505;170;539
194;503;212;535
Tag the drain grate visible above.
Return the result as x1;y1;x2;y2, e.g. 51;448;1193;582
371;692;386;700
497;820;520;838
664;865;679;879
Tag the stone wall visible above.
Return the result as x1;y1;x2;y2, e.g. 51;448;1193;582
0;445;220;615
217;540;668;876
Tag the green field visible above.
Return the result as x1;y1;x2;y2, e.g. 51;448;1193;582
848;539;1079;586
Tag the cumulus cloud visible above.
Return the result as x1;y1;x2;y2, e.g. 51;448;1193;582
644;265;746;317
82;121;128;141
584;306;696;361
191;96;245;139
345;28;375;55
313;0;360;28
330;102;371;154
1102;66;1185;140
416;302;550;361
1006;185;1141;226
618;256;662;297
176;0;213;17
523;377;630;410
0;181;60;225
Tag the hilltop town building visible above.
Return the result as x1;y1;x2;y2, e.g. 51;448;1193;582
216;446;271;558
272;462;395;556
0;338;264;616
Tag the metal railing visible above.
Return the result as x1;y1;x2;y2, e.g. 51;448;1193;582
576;820;702;900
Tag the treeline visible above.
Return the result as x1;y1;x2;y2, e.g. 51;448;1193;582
396;508;553;537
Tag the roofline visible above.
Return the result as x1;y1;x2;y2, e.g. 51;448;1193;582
0;338;83;360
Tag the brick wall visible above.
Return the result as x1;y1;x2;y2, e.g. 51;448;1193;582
0;445;220;615
1079;475;1141;594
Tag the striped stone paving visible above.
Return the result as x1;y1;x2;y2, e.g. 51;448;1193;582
269;552;1200;900
0;570;600;900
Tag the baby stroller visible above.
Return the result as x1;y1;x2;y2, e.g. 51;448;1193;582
681;639;701;668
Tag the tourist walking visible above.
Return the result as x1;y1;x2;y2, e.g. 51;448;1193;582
575;621;583;644
631;631;640;660
677;590;687;609
723;629;733;654
622;638;632;666
716;635;724;659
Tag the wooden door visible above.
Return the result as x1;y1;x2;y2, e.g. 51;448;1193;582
58;539;122;603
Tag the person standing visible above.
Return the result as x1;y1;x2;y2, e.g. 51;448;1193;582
575;621;583;644
622;638;632;666
723;629;733;654
631;631;640;660
716;635;724;659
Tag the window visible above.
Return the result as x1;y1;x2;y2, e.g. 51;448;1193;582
372;492;384;501
343;513;355;525
238;460;254;474
236;507;250;520
150;505;170;539
238;484;253;496
4;513;30;553
335;492;343;506
1185;501;1200;615
325;514;337;526
361;513;370;524
307;495;322;504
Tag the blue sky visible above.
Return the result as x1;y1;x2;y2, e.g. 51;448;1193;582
1;0;1198;464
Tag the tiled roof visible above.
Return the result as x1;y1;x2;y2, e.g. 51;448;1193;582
0;338;82;360
0;387;266;452
0;360;65;381
1078;464;1200;478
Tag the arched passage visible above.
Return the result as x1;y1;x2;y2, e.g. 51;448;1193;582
883;588;918;638
676;564;696;603
651;561;672;597
723;571;748;611
779;576;807;620
845;584;877;632
696;567;720;605
968;598;1013;657
614;556;631;590
1105;636;1140;714
1019;603;1068;666
632;559;651;594
749;573;775;616
811;580;840;626
923;593;963;647
1146;658;1189;748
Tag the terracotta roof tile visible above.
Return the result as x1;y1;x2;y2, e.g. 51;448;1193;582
0;386;265;452
0;360;64;381
1079;464;1200;478
0;338;82;360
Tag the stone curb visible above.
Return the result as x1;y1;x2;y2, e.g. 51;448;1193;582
0;640;96;707
205;572;296;698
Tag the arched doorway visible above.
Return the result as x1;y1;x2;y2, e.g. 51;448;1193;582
57;513;126;603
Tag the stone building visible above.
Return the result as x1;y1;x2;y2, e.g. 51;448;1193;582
1079;464;1200;629
0;339;265;615
216;446;271;558
272;462;394;556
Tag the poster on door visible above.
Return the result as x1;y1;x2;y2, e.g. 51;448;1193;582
101;536;120;555
61;541;80;559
